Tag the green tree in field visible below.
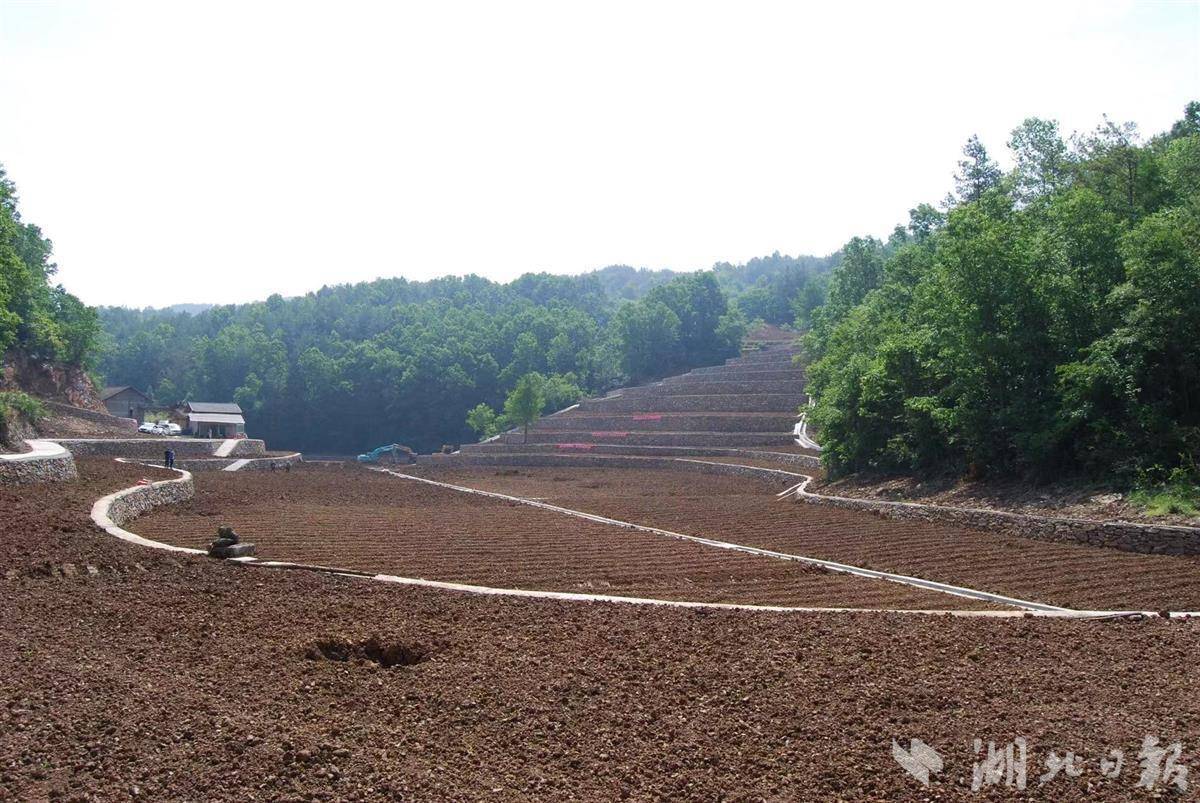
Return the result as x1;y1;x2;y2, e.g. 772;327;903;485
504;373;546;443
465;402;503;440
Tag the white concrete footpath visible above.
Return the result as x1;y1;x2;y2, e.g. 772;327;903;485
794;400;821;451
214;439;238;457
223;459;251;471
0;439;71;463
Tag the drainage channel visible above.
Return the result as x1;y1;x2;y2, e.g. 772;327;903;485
374;468;1068;613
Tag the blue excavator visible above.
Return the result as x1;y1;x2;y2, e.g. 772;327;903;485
356;443;416;464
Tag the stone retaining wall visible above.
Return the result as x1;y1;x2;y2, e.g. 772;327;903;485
0;440;78;484
619;379;806;396
103;470;196;527
794;481;1200;556
665;369;803;383
42;400;138;431
726;352;798;365
417;452;799;488
580;394;800;413
505;430;795;447
227;438;271;458
457;443;822;466
520;413;798;433
55;438;267;459
688;364;802;376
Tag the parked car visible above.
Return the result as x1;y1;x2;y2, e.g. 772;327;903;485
151;422;182;436
137;421;158;433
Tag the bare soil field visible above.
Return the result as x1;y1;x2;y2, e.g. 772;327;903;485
132;464;982;610
1;457;176;569
0;458;1197;800
412;465;1200;612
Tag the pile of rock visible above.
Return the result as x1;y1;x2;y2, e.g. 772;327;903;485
207;526;256;559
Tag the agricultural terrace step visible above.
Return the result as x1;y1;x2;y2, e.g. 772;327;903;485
616;380;806;396
455;442;821;467
665;369;804;382
178;452;304;471
417;452;801;487
53;438;268;458
579;394;802;413
688;361;800;375
728;348;800;363
527;413;799;432
498;431;797;447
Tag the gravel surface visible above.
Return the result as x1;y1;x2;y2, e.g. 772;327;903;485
3;458;1199;801
412;466;1200;612
131;465;983;610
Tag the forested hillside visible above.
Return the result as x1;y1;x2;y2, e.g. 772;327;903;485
805;103;1200;494
0;165;102;445
98;257;823;453
0;166;100;368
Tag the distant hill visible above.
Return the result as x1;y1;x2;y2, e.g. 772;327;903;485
144;303;214;316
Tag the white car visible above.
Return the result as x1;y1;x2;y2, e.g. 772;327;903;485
154;422;182;436
138;421;158;433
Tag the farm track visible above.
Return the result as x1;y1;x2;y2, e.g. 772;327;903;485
412;466;1200;612
131;465;991;610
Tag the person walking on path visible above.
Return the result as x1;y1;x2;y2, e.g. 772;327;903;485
165;448;175;469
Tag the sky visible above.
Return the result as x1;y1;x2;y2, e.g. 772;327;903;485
1;0;1198;308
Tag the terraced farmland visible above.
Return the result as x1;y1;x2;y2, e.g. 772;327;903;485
131;465;988;610
410;465;1200;612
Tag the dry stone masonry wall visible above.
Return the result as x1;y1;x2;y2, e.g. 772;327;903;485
0;440;78;484
103;471;196;528
793;481;1200;556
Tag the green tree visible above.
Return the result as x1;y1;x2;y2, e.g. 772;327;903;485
612;300;680;382
504;373;546;443
1008;117;1069;202
465;402;502;440
954;135;1003;203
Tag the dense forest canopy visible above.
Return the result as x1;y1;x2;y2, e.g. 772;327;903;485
805;102;1200;487
97;256;830;453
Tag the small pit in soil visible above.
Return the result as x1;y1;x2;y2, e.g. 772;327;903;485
306;636;428;668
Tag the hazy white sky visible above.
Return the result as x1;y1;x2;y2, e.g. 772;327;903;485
1;0;1197;308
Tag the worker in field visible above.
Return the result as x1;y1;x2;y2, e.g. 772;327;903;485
164;448;175;469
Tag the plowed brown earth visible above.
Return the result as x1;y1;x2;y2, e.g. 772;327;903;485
131;464;984;610
0;457;176;569
2;458;1199;800
413;465;1200;612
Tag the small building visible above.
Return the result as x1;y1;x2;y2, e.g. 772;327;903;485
100;386;153;421
175;401;246;439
